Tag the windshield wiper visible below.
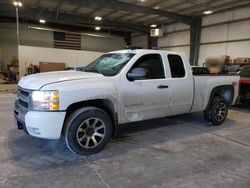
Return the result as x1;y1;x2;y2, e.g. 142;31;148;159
84;69;102;74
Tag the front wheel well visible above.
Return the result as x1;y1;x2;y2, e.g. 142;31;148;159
62;99;117;136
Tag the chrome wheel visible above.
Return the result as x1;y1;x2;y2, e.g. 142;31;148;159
76;118;105;148
214;102;226;122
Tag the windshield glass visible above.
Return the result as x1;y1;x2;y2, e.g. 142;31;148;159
84;53;135;76
239;66;250;77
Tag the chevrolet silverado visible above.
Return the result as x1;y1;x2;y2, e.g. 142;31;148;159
14;49;239;155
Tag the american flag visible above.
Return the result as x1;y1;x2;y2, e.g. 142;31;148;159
54;31;81;50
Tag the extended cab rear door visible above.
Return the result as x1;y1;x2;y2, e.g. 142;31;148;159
164;53;194;116
120;52;171;123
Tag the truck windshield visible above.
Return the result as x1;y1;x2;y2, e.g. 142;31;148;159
84;53;135;76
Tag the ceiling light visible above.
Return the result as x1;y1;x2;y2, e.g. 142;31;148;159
203;10;213;15
150;24;157;28
138;0;146;2
95;26;101;31
154;6;160;9
13;1;22;7
39;19;46;24
94;16;102;21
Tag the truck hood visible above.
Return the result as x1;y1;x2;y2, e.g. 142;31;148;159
18;71;104;90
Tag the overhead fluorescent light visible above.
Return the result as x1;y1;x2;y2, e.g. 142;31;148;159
150;24;157;28
13;1;22;7
203;10;213;15
95;26;101;31
154;6;160;9
94;16;102;21
39;19;46;24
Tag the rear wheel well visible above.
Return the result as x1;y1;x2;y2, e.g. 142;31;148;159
206;85;234;110
62;99;117;136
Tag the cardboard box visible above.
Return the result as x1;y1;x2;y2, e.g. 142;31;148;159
233;58;250;65
39;62;65;72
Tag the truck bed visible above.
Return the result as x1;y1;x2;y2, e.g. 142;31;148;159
190;75;240;113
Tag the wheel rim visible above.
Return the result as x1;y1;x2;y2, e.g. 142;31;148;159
214;102;226;122
76;118;106;148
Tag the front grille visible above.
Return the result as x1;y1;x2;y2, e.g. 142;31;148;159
17;87;31;111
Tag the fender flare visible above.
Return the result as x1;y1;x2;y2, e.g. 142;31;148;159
205;85;234;111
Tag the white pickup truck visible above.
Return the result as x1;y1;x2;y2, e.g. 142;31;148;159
14;49;239;155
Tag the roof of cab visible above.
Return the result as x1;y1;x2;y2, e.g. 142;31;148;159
108;49;177;54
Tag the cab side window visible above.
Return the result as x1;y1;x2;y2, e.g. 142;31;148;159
168;54;186;78
130;54;165;79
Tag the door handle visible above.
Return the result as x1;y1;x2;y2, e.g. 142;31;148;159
157;85;169;89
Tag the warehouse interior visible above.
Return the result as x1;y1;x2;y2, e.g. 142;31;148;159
0;0;250;187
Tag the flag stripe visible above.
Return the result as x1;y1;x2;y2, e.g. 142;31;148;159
54;47;81;50
53;31;81;50
54;40;81;45
64;38;81;42
65;35;81;38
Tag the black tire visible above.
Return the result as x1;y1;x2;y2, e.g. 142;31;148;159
205;97;229;126
65;107;112;155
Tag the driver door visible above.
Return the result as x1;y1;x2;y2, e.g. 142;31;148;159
120;53;171;123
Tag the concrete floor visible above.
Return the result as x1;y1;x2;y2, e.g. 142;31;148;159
1;93;250;188
0;82;17;93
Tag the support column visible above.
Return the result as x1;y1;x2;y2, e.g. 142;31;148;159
189;17;202;65
124;34;132;48
148;33;158;49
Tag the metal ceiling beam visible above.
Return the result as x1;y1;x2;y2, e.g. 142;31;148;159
0;4;149;33
161;1;191;11
147;0;248;25
0;16;131;38
175;0;214;13
206;2;250;15
113;12;132;21
63;0;192;24
150;0;171;8
55;0;64;9
144;15;166;25
102;10;117;18
71;5;82;13
86;8;101;17
187;0;250;15
145;0;214;24
125;14;149;22
142;1;191;24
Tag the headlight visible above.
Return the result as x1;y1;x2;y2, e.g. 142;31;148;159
31;91;59;111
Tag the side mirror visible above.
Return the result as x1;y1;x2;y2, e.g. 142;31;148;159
127;68;148;81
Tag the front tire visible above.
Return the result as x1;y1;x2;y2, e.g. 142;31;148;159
204;97;229;126
65;107;112;155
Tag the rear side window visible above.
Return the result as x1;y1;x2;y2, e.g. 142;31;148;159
131;54;165;79
168;54;186;78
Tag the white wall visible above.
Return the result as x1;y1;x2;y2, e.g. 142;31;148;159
131;34;148;48
0;22;125;71
19;45;103;76
154;6;250;65
0;23;18;71
82;34;125;52
199;7;250;65
157;23;190;59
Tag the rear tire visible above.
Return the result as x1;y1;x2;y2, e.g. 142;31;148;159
65;107;112;155
204;97;229;126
